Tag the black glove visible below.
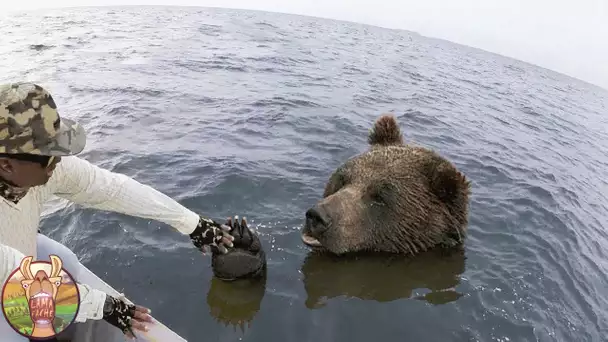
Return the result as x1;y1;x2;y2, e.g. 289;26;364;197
189;215;235;254
102;295;137;337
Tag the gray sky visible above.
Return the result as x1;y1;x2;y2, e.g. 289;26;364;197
6;0;608;90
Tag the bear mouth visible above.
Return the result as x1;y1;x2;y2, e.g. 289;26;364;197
301;232;323;248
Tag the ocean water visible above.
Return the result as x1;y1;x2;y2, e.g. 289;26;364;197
2;5;608;342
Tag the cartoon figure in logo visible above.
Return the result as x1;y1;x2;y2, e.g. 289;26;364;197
19;255;63;338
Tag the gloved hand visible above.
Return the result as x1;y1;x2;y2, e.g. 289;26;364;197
102;294;153;339
189;215;235;254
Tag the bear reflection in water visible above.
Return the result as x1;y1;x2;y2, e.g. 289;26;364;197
205;246;465;330
300;246;466;309
206;270;267;332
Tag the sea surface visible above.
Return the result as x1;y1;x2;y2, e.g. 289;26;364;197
2;6;608;342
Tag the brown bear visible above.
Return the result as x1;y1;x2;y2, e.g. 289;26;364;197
301;114;471;255
210;114;471;281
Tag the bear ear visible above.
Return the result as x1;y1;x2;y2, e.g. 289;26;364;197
367;114;404;146
427;160;471;205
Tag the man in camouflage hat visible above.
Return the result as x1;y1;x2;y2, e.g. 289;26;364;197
0;82;88;195
0;82;244;341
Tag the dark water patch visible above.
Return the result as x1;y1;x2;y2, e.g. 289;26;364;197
245;55;316;66
174;59;248;73
199;23;223;35
29;44;54;51
255;21;278;29
67;84;165;98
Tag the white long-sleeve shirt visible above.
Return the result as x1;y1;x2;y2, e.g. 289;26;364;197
0;155;201;322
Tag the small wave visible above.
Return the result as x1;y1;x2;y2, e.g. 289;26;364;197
255;21;279;29
245;55;316;66
68;85;164;97
249;96;321;108
29;44;54;51
63;20;88;25
174;59;248;73
342;64;371;76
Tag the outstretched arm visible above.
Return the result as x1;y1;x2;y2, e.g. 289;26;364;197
47;156;234;252
48;156;200;235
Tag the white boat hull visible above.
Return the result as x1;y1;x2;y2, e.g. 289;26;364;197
35;233;188;342
65;263;187;342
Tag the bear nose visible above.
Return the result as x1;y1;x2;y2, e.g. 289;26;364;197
305;206;330;236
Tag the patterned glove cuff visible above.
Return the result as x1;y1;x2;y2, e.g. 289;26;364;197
102;295;136;335
189;216;223;249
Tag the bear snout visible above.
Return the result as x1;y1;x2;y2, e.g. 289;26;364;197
305;205;331;237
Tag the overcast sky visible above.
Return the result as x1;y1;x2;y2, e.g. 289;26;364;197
5;0;608;90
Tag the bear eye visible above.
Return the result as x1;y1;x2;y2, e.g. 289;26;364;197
324;167;350;197
335;172;348;187
369;181;395;205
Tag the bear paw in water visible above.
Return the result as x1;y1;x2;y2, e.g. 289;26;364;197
301;113;472;256
211;216;267;281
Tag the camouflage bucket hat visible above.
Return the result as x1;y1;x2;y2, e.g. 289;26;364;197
0;82;86;156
